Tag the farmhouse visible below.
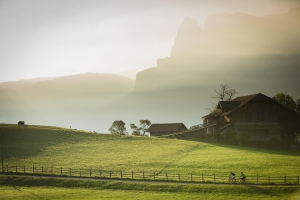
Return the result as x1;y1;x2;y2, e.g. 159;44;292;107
18;121;25;126
202;93;297;144
147;123;188;136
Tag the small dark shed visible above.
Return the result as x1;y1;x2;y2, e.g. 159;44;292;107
18;121;25;125
147;123;188;136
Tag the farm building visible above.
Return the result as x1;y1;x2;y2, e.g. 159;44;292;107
202;93;297;144
147;123;188;136
18;121;25;126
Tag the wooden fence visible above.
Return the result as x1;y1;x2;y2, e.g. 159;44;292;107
1;165;299;185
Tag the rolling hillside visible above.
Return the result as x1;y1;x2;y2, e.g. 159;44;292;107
1;124;300;176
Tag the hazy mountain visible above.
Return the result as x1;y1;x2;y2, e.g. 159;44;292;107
123;8;300;129
1;9;299;132
117;69;140;79
0;77;56;89
0;73;134;130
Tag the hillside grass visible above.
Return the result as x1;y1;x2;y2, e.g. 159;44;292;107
0;176;299;200
1;124;300;177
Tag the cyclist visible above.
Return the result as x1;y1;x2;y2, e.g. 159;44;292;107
240;172;246;183
229;172;236;183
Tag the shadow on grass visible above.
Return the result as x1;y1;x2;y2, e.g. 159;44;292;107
0;124;94;160
171;136;300;157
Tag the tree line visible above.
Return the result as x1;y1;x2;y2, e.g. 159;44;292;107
109;120;151;136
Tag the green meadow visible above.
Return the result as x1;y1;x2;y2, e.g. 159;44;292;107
0;124;300;199
1;124;299;176
0;176;299;200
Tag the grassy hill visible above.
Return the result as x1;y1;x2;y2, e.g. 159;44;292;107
1;124;299;176
1;124;300;199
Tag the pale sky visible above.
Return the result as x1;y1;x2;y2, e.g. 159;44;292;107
1;0;299;82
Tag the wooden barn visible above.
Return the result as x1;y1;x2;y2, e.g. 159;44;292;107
18;121;25;126
202;93;297;144
147;123;188;136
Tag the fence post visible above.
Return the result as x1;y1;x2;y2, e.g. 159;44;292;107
24;166;25;173
166;173;168;180
90;169;92;177
132;171;133;179
70;168;72;176
121;170;122;178
61;167;62;176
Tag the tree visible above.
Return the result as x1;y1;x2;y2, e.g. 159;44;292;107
130;123;141;136
208;84;238;111
108;120;126;135
130;120;151;136
272;93;297;111
211;84;238;101
296;99;300;114
139;120;151;136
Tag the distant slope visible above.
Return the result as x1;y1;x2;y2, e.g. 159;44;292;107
0;73;134;130
117;69;140;79
0;77;56;89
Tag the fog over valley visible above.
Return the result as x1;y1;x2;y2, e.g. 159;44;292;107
1;1;299;132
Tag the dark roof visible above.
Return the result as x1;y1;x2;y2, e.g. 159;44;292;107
221;93;279;116
217;101;241;109
203;93;296;119
147;123;187;133
202;109;222;119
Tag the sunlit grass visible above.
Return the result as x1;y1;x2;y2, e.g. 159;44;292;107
0;176;299;200
1;124;300;177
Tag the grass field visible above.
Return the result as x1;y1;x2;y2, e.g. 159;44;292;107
1;124;299;177
1;124;300;199
0;176;299;200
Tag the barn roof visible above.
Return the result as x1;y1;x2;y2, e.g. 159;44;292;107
217;101;241;109
202;109;222;119
220;93;281;116
203;93;294;119
147;123;187;133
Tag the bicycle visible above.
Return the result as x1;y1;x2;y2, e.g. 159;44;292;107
239;178;247;184
229;175;237;184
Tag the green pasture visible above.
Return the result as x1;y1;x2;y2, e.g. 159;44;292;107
0;176;299;200
1;124;300;177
